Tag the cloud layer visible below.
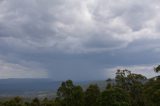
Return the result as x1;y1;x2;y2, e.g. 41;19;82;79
0;0;160;80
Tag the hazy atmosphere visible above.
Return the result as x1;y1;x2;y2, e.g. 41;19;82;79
0;0;160;80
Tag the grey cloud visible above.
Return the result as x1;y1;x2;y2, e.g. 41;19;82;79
0;0;160;80
0;0;130;53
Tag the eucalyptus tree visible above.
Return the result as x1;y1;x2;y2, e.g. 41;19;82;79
99;87;131;106
115;69;147;106
84;84;100;106
56;80;84;106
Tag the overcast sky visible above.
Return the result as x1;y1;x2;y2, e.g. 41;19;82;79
0;0;160;81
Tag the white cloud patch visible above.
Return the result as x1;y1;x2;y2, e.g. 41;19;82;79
0;60;48;79
104;64;159;79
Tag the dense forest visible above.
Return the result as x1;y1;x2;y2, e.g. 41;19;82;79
0;65;160;106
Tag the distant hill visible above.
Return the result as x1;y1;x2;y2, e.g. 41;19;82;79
77;80;115;91
0;79;61;98
0;78;114;98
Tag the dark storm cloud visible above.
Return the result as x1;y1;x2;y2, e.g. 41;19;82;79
0;0;160;80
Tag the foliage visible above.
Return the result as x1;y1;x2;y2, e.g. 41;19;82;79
56;80;84;106
84;84;100;106
154;65;160;73
0;66;160;106
99;87;131;106
115;69;146;106
143;78;160;106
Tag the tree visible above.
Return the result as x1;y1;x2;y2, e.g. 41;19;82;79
41;98;55;106
143;77;160;106
3;97;24;106
115;69;147;106
72;85;84;106
99;87;131;106
56;80;84;106
154;65;160;73
31;98;40;106
84;84;100;106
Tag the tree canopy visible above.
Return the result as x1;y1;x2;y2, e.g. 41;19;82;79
0;66;160;106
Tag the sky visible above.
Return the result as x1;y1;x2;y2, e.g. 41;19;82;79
0;0;160;81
